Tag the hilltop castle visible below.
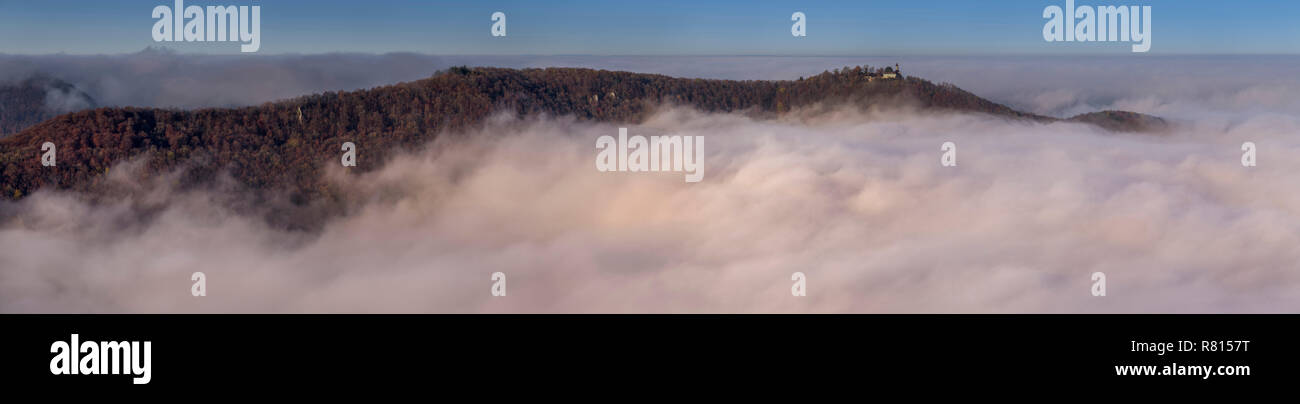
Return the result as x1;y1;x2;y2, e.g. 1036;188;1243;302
864;64;902;81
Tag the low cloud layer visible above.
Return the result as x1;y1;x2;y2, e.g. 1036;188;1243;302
3;101;1299;313
2;55;1299;313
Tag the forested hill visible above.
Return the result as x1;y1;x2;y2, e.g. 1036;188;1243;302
0;66;1162;204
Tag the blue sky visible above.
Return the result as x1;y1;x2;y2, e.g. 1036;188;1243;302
0;0;1296;55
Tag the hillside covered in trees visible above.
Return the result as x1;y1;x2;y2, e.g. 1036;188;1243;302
0;66;1164;210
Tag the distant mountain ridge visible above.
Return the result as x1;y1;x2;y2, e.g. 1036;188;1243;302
0;66;1164;206
0;75;96;137
1064;110;1170;133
